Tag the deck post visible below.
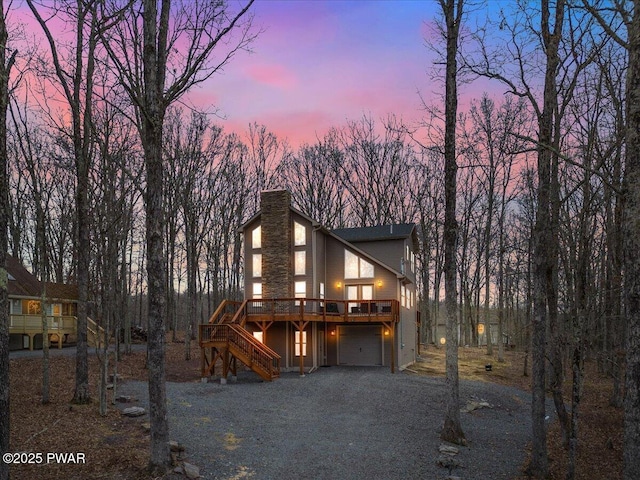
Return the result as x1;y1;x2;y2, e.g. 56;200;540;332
200;346;206;380
383;321;395;374
299;323;305;377
294;320;309;377
221;347;229;384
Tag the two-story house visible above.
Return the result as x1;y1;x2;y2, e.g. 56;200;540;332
199;190;418;381
6;255;79;350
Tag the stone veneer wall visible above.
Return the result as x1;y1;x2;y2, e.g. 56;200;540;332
261;190;292;299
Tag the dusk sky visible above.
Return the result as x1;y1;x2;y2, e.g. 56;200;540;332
192;0;471;148
16;0;506;149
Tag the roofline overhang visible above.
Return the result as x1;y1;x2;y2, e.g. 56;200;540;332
8;293;78;302
318;225;408;280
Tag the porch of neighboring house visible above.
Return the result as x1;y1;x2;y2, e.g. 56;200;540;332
9;314;105;350
9;302;106;351
6;255;105;350
199;298;400;381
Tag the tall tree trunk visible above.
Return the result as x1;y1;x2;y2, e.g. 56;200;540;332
41;285;50;404
0;4;15;478
528;1;565;476
623;2;640;478
439;0;466;446
142;0;170;472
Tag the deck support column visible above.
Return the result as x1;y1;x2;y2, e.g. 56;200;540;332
293;320;309;377
221;347;229;384
383;321;395;373
200;346;207;380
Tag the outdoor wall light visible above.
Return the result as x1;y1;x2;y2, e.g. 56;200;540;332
377;280;383;288
439;337;446;345
384;329;390;336
330;329;336;336
336;281;342;289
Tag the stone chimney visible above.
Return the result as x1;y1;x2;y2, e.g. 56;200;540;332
260;190;292;299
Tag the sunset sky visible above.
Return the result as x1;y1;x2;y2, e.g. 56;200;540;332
192;0;450;148
16;0;506;149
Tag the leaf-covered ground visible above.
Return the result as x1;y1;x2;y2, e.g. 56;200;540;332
8;339;623;479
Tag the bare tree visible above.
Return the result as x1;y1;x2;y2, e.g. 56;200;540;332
277;132;347;228
25;0;108;404
0;1;16;477
623;2;640;473
586;2;640;476
101;0;256;471
437;0;466;446
7;100;63;404
331;114;417;227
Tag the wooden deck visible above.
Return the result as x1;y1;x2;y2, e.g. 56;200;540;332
234;298;400;325
9;314;105;349
198;298;401;380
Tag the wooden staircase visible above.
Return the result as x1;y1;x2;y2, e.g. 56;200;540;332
87;317;107;348
199;300;281;382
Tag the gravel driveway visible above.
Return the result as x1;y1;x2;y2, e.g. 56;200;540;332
118;366;537;480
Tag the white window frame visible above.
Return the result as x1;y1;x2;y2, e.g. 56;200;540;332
344;250;374;279
294;221;306;246
294;250;306;275
252;225;261;249
295;331;307;356
252;253;262;277
295;281;306;306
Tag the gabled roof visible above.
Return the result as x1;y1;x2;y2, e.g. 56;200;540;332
7;255;41;297
331;224;416;243
6;255;78;301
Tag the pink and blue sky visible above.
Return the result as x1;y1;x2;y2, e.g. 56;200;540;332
17;0;504;149
193;0;444;148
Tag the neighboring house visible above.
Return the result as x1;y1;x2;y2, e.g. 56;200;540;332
199;190;419;380
6;255;78;350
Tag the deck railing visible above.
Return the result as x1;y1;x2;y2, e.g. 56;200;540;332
240;298;400;323
199;323;281;378
9;314;77;334
206;299;243;325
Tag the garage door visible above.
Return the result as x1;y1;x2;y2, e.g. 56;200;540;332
338;325;383;366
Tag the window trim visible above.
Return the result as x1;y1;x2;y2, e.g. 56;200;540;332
344;250;374;279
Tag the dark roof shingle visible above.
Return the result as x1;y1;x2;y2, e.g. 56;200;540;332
331;224;416;243
7;255;41;297
6;255;78;301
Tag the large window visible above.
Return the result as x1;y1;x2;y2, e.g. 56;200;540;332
345;250;374;279
294;251;306;275
295;331;307;356
295;281;306;305
294;221;306;246
252;253;262;277
347;284;373;313
252;225;261;249
27;300;42;315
